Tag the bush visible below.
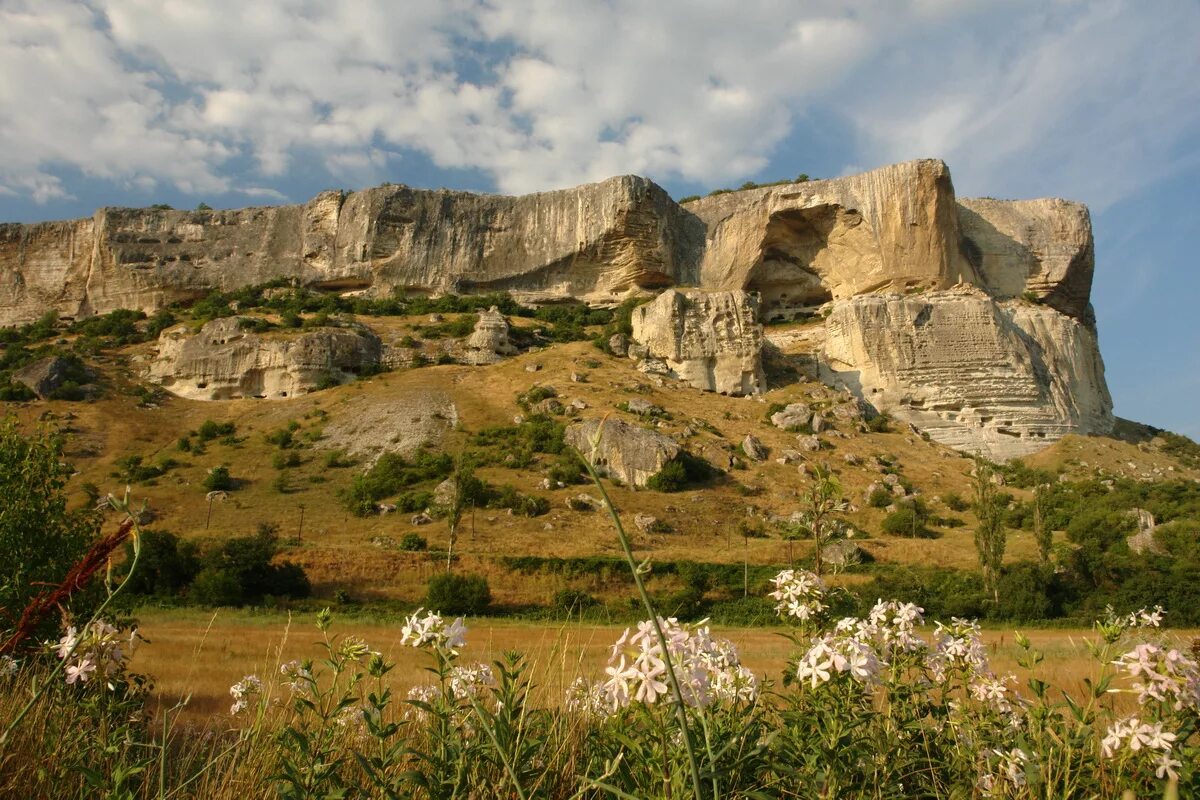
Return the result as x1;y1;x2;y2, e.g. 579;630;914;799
942;492;970;512
868;486;893;508
191;526;310;606
121;530;200;597
646;452;717;493
551;588;597;614
202;465;235;492
881;500;933;538
399;533;428;552
425;572;491;615
196;419;236;442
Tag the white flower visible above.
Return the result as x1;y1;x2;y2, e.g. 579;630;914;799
400;608;468;653
1155;752;1182;780
0;655;18;677
65;658;96;684
768;569;827;623
229;674;263;715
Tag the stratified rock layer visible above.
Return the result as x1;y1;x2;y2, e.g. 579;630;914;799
461;306;517;365
630;289;765;395
147;317;382;400
822;288;1113;460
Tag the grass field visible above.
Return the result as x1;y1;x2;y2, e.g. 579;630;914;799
129;607;1198;724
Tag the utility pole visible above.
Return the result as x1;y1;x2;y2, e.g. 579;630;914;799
297;504;305;541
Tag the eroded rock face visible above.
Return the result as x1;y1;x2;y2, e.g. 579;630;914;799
461;306;517;365
0;176;703;326
822;287;1113;460
957;198;1094;320
565;417;680;488
147;317;382;400
630;289;765;395
684;160;974;320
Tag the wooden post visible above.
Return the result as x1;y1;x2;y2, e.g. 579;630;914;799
297;504;305;540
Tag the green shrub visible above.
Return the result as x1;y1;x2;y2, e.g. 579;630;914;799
202;465;235;492
942;492;970;512
120;530;200;597
196;419;236;442
881;500;933;538
552;587;597;614
399;533;428;552
646;452;717;492
868;486;893;508
425;572;491;615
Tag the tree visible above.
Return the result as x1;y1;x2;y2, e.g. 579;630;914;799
0;419;101;636
789;464;848;577
972;459;1008;603
1033;483;1052;564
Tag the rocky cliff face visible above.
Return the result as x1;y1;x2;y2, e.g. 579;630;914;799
630;289;765;396
1;158;1115;459
0;176;702;326
147;317;382;400
822;287;1112;459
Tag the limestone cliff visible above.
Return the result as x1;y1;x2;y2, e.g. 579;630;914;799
821;287;1112;460
1;158;1116;459
147;317;382;400
0;175;702;326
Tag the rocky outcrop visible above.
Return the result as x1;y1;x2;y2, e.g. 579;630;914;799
321;388;457;465
13;356;95;399
147;316;382;400
461;306;517;365
822;287;1113;460
630;289;765;395
0;176;703;326
683;160;975;320
957;198;1094;320
565;417;681;488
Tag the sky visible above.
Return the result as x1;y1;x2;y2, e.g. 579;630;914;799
1;0;1197;436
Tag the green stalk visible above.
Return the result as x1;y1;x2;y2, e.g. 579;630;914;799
574;438;707;800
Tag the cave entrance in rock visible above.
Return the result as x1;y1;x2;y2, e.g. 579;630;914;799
745;204;873;321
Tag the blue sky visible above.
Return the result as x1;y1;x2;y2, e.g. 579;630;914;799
1;0;1197;436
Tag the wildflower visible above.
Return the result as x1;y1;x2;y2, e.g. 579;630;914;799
979;748;1030;796
0;655;17;677
796;634;881;689
404;684;440;721
55;619;134;687
768;569;827;623
565;677;611;717
1112;643;1200;712
229;674;263;715
1100;717;1177;760
279;660;313;693
1155;753;1182;781
400;607;468;653
448;662;495;698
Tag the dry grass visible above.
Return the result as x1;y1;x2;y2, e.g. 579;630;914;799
130;607;1199;724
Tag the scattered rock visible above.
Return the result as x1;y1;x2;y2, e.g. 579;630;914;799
634;513;663;533
567;494;601;512
821;540;871;569
742;435;768;462
570;371;587;383
411;513;433;526
770;403;812;430
461;306;518;365
569;398;588;411
536;398;564;415
796;435;821;453
608;333;629;357
377;503;397;514
842;453;861;466
13;356;96;400
1126;508;1164;555
525;363;542;373
811;413;829;434
626;398;662;416
148;316;381;400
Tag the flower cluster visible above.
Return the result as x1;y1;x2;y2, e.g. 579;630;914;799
399;608;467;652
573;617;757;715
977;747;1031;797
448;662;495;698
1112;642;1200;711
1096;604;1165;643
768;569;827;623
1100;717;1182;779
404;663;496;723
795;633;881;689
927;617;990;682
55;620;136;686
229;674;263;714
279;659;315;694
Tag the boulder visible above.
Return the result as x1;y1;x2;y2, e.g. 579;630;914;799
811;413;829;433
634;513;665;533
565;417;681;488
797;435;822;452
630;289;765;396
147;317;382;400
12;356;95;400
625;398;661;416
608;333;629;357
820;540;871;570
770;403;812;430
742;435;768;462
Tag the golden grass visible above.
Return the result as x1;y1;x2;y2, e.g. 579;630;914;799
130;607;1199;724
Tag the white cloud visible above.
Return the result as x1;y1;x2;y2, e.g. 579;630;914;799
0;0;1197;207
